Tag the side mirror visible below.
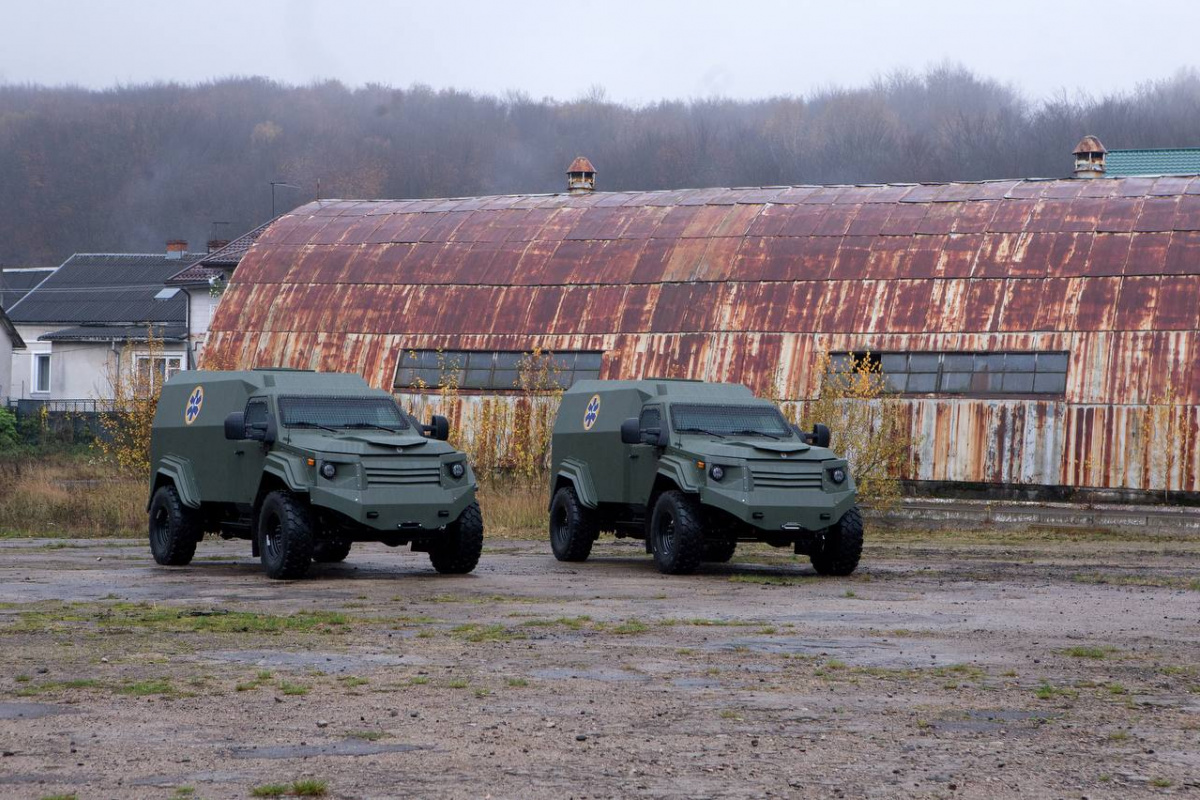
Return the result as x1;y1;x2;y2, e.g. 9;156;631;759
243;413;278;444
224;412;247;441
620;417;641;444
423;414;450;441
811;423;831;448
796;423;831;448
643;427;668;447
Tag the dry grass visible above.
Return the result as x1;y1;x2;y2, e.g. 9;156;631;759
477;474;546;538
0;449;548;540
0;450;144;538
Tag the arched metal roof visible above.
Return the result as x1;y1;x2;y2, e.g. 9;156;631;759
205;177;1200;495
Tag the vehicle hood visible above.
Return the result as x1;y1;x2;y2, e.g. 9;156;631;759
283;431;459;456
679;437;835;461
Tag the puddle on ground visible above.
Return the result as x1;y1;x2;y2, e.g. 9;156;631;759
705;636;981;669
0;702;69;720
672;677;722;689
201;650;422;672
229;740;428;759
530;667;650;683
934;709;1057;734
131;771;247;787
0;773;96;785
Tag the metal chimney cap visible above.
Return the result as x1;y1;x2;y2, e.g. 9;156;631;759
1073;135;1107;156
566;156;596;175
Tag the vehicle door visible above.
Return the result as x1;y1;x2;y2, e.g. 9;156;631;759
231;396;272;505
625;405;663;506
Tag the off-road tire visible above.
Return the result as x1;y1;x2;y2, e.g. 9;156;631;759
549;486;597;562
258;491;316;580
313;539;352;563
429;501;484;575
148;484;201;566
702;537;738;563
810;505;864;577
650;491;705;575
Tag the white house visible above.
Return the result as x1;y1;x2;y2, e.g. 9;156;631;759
0;305;26;404
6;245;198;403
165;222;270;367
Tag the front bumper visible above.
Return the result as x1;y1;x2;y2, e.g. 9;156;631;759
310;483;477;532
700;484;858;533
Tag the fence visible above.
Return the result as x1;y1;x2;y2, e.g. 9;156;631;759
4;398;109;443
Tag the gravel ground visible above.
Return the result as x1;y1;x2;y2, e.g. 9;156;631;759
0;531;1197;800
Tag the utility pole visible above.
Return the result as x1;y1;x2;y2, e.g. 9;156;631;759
270;182;300;219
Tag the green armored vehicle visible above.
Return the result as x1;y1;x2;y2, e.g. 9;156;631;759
148;369;483;579
548;379;862;576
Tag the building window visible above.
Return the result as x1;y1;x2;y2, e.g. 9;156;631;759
394;350;603;391
135;354;183;390
829;351;1069;397
33;354;51;394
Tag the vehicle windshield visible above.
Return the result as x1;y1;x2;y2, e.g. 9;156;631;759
278;395;410;430
670;403;793;438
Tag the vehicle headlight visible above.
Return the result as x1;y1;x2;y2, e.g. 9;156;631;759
830;467;846;484
449;462;465;479
320;462;337;480
709;465;725;482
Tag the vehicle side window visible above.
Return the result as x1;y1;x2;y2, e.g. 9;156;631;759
639;407;661;430
245;399;268;433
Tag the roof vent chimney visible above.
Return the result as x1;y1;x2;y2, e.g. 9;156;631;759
1073;135;1107;179
166;240;188;259
207;239;230;254
566;156;596;193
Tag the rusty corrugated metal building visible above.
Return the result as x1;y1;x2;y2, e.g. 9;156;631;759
206;151;1200;501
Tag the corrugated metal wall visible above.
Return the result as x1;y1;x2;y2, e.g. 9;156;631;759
206;177;1200;495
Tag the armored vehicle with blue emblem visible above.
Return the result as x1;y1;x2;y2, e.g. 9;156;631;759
548;379;862;576
148;369;482;579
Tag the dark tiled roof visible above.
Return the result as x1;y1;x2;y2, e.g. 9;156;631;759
39;324;187;342
8;253;198;326
168;222;273;285
1106;148;1200;177
1;268;55;310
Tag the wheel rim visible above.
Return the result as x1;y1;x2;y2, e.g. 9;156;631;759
551;503;570;548
264;513;284;560
151;505;170;551
656;510;676;557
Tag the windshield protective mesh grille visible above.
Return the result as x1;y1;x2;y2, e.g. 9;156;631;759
278;396;409;430
670;404;792;438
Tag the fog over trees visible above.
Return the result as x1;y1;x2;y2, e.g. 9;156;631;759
3;65;1200;266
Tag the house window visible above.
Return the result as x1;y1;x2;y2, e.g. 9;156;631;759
829;351;1069;397
394;350;603;391
33;353;51;394
135;354;183;390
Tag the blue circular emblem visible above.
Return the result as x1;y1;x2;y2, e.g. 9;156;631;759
184;386;204;425
583;394;601;431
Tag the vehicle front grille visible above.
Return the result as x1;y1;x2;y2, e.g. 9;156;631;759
749;465;823;490
364;462;442;486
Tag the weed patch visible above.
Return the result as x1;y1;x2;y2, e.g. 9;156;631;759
449;623;524;642
1063;646;1110;659
5;602;350;635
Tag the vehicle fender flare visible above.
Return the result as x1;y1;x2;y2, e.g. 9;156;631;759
150;455;201;510
262;453;309;494
656;455;701;494
556;458;598;509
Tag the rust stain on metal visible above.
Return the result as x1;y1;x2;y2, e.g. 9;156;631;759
207;175;1200;495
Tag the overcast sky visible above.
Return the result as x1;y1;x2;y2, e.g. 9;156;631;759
2;0;1196;103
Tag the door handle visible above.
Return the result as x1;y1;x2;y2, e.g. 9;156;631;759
629;454;639;460
235;450;244;456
